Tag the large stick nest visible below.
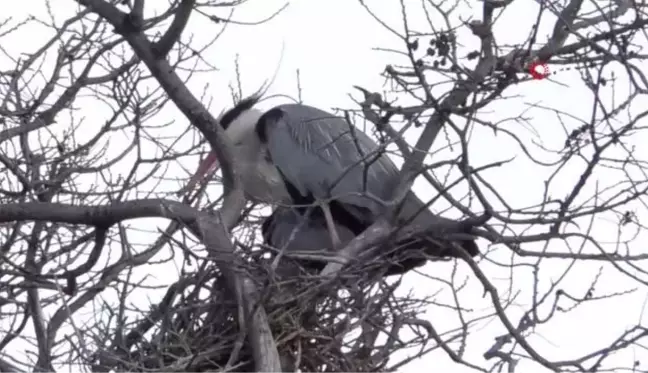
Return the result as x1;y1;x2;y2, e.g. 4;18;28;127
90;250;434;372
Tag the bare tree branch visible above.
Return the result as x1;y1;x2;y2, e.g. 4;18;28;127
1;0;647;371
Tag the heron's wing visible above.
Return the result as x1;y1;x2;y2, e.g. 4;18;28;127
262;207;355;254
260;104;399;218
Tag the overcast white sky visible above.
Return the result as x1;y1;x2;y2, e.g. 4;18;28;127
2;0;647;372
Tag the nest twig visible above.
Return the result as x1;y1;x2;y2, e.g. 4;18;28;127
90;248;434;372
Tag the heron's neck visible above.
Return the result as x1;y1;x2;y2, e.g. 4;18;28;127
233;137;291;203
234;135;263;164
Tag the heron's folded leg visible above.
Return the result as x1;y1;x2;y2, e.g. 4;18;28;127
318;201;342;250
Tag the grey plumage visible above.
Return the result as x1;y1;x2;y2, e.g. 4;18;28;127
183;97;479;277
259;104;478;260
262;207;355;260
261;104;398;225
262;206;464;277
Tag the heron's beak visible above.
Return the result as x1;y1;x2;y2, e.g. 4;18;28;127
177;152;221;196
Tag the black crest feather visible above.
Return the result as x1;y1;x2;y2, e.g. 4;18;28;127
219;94;262;129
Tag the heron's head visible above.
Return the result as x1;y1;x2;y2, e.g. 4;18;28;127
220;95;264;148
180;95;263;194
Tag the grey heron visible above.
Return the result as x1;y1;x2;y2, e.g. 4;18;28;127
182;95;479;274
